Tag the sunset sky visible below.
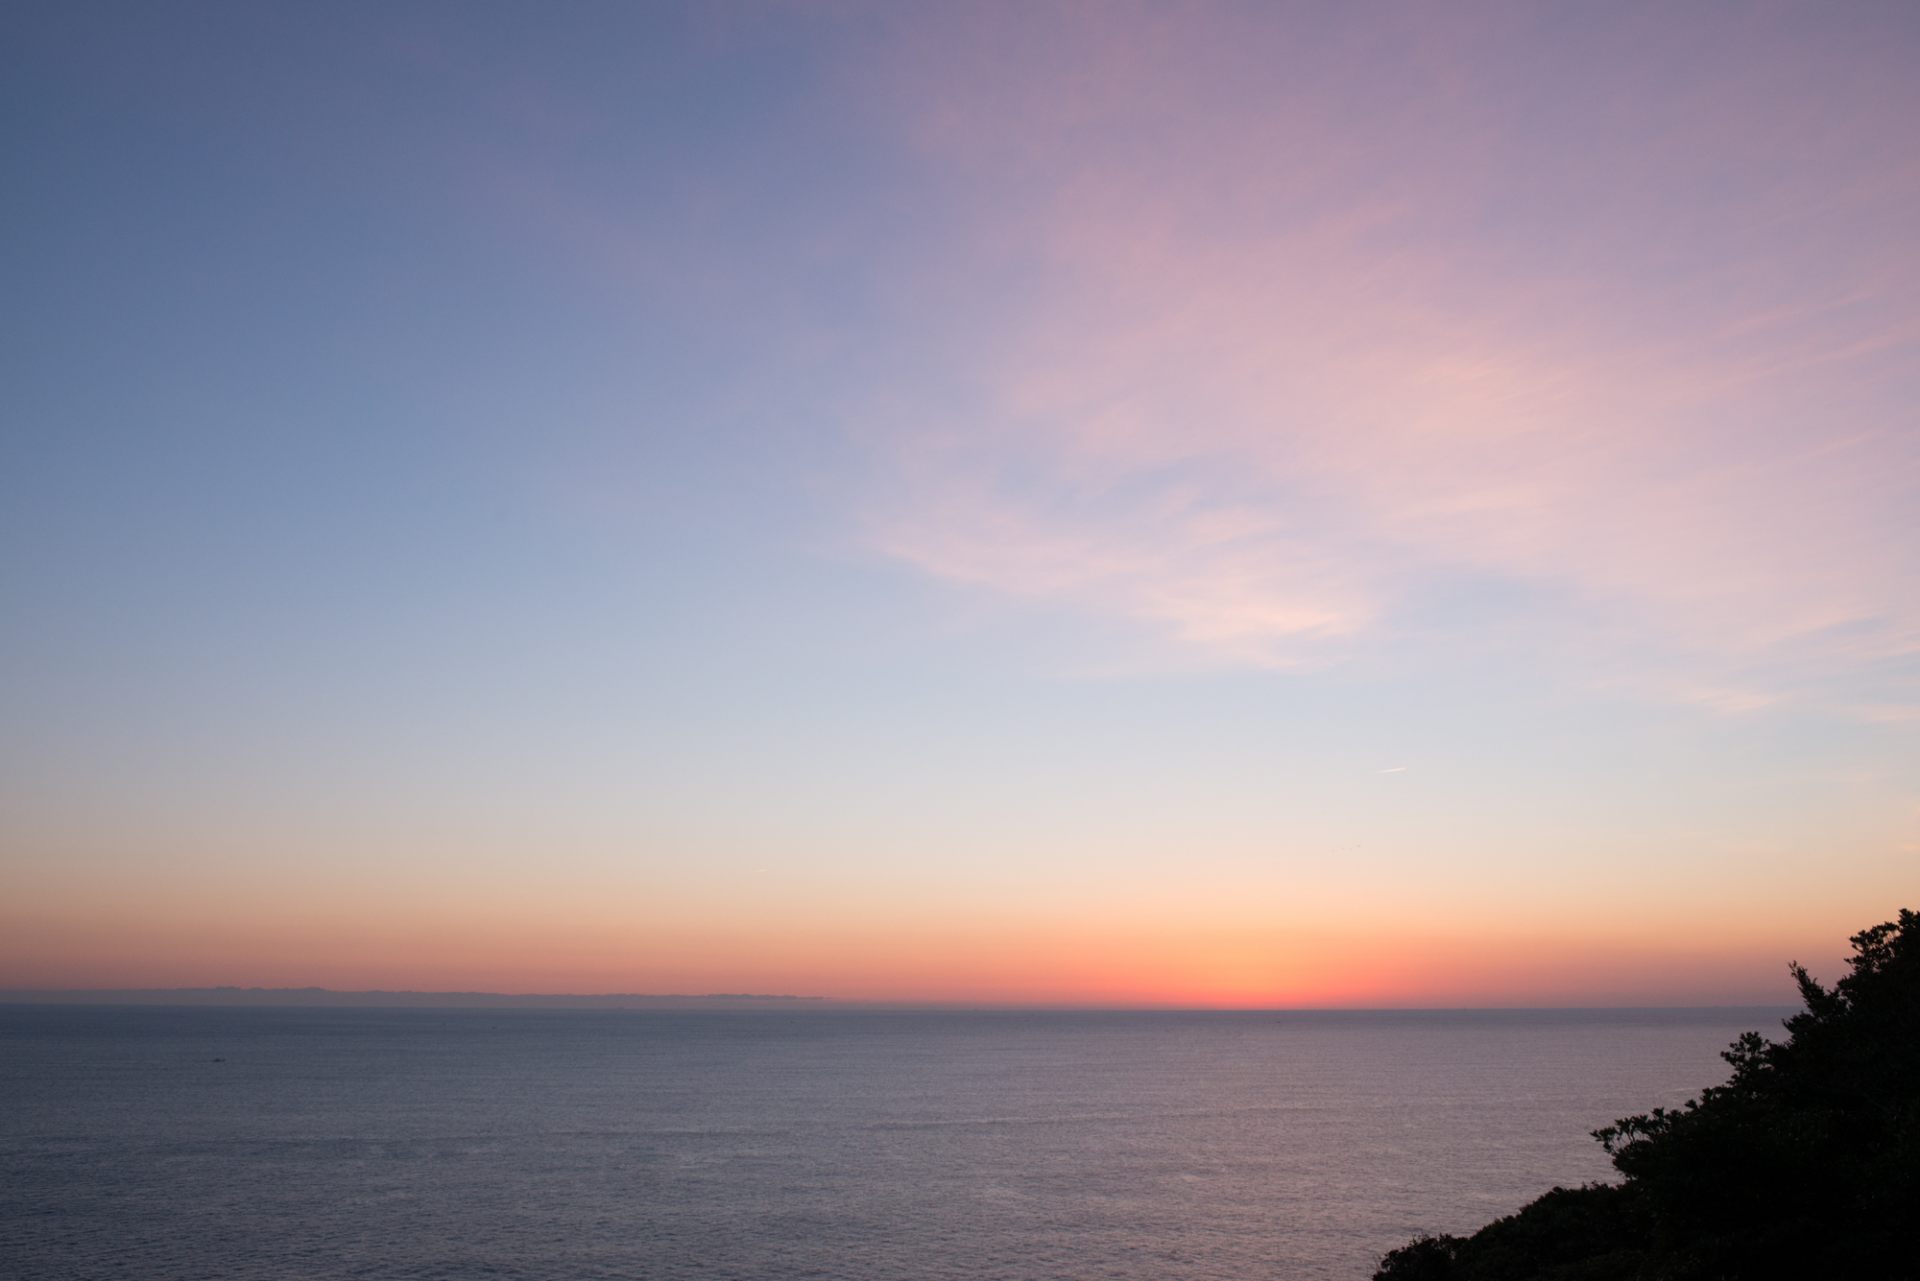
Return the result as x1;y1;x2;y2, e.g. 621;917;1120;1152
4;3;1916;1005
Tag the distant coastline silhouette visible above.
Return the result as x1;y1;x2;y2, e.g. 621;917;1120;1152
1374;909;1918;1280
0;987;824;1009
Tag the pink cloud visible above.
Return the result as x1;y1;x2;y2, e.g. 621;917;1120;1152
845;6;1920;695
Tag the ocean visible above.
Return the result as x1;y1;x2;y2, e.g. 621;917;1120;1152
0;1006;1784;1280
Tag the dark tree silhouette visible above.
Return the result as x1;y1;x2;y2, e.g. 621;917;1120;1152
1374;909;1920;1281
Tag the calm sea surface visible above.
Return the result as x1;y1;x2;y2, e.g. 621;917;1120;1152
0;1006;1786;1281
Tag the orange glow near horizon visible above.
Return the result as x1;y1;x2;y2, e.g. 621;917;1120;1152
0;890;1838;1007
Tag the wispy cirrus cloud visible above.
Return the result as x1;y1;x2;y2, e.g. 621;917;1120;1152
845;5;1920;702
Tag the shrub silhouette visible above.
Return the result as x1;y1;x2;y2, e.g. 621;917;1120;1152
1374;909;1919;1280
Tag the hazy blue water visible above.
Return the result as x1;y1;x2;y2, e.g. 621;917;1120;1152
0;1006;1784;1280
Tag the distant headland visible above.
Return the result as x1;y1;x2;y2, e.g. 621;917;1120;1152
0;987;829;1009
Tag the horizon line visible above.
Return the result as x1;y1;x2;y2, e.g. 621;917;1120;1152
0;985;1801;1014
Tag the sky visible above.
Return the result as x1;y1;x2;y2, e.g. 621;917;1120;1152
3;2;1916;1006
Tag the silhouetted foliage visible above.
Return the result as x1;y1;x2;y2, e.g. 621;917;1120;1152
1374;909;1920;1281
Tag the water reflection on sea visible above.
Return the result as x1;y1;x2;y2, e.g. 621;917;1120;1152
0;1007;1782;1280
